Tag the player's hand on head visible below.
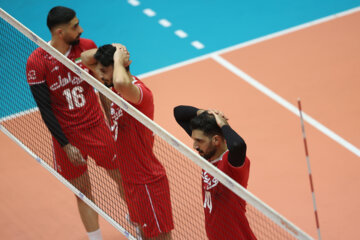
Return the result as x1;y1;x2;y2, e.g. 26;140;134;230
63;143;86;166
197;109;206;116
112;43;132;67
112;43;126;49
208;109;229;128
208;109;228;120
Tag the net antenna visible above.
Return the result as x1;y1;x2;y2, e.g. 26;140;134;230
297;98;322;240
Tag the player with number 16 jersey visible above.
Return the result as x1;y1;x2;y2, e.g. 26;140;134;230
27;38;102;130
25;7;126;238
26;38;121;180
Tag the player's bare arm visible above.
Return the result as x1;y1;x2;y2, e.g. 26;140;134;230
81;48;112;122
99;92;112;124
80;48;100;78
112;44;140;104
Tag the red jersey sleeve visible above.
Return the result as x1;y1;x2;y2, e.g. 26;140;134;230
222;152;250;189
89;39;97;49
26;50;46;85
132;77;154;119
79;38;97;50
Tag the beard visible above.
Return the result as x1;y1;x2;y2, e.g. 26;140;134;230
199;146;217;160
104;82;114;88
66;34;81;46
101;78;114;88
69;39;80;45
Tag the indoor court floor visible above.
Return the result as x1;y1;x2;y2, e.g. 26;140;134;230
1;1;359;239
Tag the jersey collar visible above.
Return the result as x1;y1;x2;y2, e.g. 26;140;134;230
64;45;72;57
210;150;229;164
48;41;72;57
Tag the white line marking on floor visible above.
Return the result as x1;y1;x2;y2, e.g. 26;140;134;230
137;7;360;154
191;41;205;49
128;2;205;49
159;19;171;27
139;6;360;79
143;8;156;17
211;54;360;157
0;107;38;123
128;0;140;7
175;30;188;38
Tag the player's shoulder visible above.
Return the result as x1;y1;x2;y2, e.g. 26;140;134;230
27;47;47;63
132;76;150;91
131;76;154;115
132;76;142;85
222;150;230;162
78;38;97;50
29;47;44;57
133;76;154;99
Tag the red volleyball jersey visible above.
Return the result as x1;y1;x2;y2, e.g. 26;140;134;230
110;77;166;184
26;38;103;132
202;151;257;240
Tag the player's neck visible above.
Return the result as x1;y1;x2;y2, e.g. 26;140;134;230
209;145;228;163
50;38;71;55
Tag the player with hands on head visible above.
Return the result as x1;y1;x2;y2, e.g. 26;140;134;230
81;44;174;240
173;105;257;240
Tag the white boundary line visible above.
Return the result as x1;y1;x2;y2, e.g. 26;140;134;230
0;125;136;240
139;6;360;79
127;0;205;50
0;107;38;123
1;8;313;239
211;55;360;157
138;6;360;157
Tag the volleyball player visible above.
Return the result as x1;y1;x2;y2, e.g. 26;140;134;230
81;44;174;239
26;7;124;240
173;106;257;240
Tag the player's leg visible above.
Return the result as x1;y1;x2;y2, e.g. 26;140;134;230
144;231;172;240
143;178;173;240
124;176;174;240
106;168;125;200
84;121;126;200
69;170;99;232
53;137;101;239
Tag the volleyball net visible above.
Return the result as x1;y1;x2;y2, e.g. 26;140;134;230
0;8;313;240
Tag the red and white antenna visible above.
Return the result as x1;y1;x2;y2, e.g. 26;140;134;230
297;98;322;240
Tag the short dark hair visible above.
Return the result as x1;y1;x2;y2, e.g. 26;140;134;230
94;44;116;67
190;112;223;138
95;44;130;71
47;6;76;31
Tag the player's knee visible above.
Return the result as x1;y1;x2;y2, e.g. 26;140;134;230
71;180;93;197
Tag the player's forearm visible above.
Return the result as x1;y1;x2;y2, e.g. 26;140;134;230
222;125;246;167
30;84;69;147
80;48;98;72
112;59;141;103
113;59;132;91
99;92;111;124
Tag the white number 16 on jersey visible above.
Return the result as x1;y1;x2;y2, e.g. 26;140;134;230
63;86;86;110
